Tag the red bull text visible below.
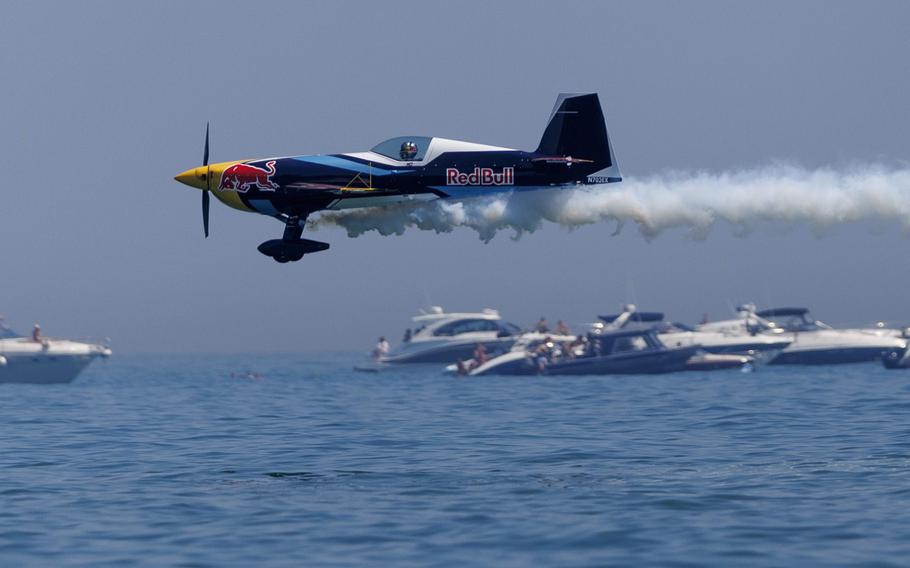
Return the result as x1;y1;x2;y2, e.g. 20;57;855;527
445;167;514;186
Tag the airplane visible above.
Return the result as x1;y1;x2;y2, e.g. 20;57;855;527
174;93;621;263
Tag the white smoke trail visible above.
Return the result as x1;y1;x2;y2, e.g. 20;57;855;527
308;165;910;241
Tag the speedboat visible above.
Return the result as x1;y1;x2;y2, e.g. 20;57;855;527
443;331;576;375
703;305;906;365
601;304;791;366
0;323;112;384
379;306;521;364
465;328;697;376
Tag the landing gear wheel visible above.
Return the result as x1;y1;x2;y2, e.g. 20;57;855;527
257;238;330;263
256;215;330;263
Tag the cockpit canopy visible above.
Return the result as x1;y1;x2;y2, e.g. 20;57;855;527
371;136;433;161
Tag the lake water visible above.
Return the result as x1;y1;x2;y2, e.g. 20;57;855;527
2;354;909;567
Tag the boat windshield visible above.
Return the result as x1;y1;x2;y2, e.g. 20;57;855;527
611;335;650;353
499;322;522;336
747;317;775;332
433;318;502;337
773;313;826;332
371;136;433;161
597;333;656;355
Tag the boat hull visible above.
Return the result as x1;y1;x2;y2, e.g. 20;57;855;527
685;353;753;371
473;346;698;376
0;354;97;384
882;347;910;369
382;338;515;364
770;346;891;365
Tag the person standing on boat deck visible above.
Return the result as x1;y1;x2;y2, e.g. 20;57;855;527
31;324;42;343
554;320;570;336
403;329;412;343
535;317;550;333
586;331;601;357
373;337;390;361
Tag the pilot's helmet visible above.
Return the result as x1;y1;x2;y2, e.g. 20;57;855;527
400;141;418;160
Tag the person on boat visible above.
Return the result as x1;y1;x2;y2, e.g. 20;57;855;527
31;324;42;343
455;359;469;377
535;317;549;333
571;336;588;358
473;343;488;366
554;320;571;336
534;337;554;373
561;340;577;359
586;331;601;357
403;328;412;343
373;336;390;361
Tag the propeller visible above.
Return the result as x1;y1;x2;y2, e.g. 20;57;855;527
202;122;211;238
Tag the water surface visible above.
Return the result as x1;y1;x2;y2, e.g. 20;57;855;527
2;354;909;567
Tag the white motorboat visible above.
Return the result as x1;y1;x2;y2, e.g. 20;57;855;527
0;323;112;384
600;304;791;365
701;305;906;365
380;306;521;364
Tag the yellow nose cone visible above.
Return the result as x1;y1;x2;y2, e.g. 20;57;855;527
174;167;209;190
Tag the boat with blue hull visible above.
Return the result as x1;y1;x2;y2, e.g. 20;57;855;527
467;328;697;376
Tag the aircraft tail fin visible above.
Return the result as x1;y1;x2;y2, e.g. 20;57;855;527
536;93;621;182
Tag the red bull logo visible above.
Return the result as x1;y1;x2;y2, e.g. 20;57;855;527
446;167;514;186
219;161;279;193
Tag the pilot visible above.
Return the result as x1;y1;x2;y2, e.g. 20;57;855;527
399;141;418;161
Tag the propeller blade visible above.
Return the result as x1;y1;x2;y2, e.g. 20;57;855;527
203;188;210;238
203;122;210;166
203;122;211;238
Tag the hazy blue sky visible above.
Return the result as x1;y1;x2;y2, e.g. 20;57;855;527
1;1;909;353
